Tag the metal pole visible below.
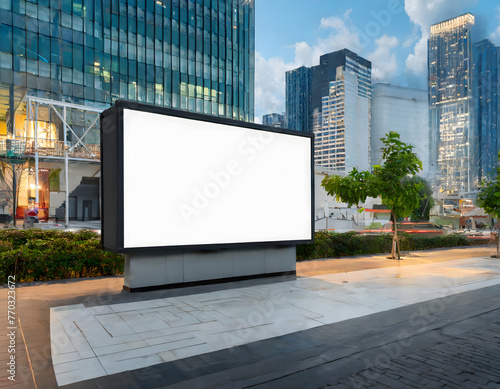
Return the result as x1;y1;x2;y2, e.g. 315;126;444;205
64;106;69;228
467;126;471;193
10;89;15;226
65;150;69;227
34;102;39;206
9;85;14;137
12;166;16;227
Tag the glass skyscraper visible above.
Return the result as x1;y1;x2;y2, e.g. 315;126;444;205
0;0;255;123
0;0;254;221
428;13;475;196
285;65;311;133
472;39;500;181
262;112;285;128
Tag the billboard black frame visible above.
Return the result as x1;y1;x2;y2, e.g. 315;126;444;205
101;100;314;253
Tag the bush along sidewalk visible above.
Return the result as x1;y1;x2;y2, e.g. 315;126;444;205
297;231;487;261
0;229;124;284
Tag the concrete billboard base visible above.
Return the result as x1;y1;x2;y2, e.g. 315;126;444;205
123;246;296;292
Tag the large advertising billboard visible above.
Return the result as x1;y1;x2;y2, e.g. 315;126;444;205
101;101;314;252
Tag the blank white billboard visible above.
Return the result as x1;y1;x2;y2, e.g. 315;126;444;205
121;108;312;249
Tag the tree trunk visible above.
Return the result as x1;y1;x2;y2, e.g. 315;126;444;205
389;212;401;260
496;231;500;258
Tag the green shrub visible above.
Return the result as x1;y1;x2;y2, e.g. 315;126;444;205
0;229;124;284
297;231;487;261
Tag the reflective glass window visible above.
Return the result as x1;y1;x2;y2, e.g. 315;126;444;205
0;24;12;52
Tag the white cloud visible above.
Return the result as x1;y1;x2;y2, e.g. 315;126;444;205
405;34;428;74
254;52;293;119
257;1;482;119
367;35;399;82
318;10;363;56
255;10;364;120
404;0;477;76
293;41;315;67
490;7;500;45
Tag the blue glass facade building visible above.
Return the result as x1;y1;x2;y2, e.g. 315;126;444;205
0;0;254;221
262;112;285;128
472;39;500;181
428;13;475;196
0;0;255;124
285;65;311;133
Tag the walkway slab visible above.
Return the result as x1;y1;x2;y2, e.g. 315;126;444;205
50;257;500;386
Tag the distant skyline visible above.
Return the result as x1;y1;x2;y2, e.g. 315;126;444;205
254;0;500;122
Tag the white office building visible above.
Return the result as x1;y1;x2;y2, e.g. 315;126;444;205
313;53;371;171
371;83;430;178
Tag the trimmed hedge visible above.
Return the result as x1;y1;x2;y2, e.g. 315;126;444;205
296;231;487;261
0;229;488;283
0;229;124;284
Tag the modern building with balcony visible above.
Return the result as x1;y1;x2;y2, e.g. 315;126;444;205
428;13;475;197
0;0;255;221
286;49;371;171
312;49;371;171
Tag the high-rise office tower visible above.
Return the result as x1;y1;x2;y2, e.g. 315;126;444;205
285;66;312;133
312;50;371;171
0;0;255;220
286;49;371;171
472;39;500;180
262;113;286;128
0;0;255;122
428;13;475;196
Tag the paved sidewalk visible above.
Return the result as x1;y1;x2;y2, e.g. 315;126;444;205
1;245;500;389
324;311;500;388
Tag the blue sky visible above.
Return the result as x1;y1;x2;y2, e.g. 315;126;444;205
254;0;500;122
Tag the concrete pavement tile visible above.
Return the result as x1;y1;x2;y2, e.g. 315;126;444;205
53;358;106;386
94;313;136;337
52;351;82;365
93;340;150;357
171;342;216;359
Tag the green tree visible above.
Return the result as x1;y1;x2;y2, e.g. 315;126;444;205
477;151;500;217
476;151;500;257
403;176;435;221
322;132;423;259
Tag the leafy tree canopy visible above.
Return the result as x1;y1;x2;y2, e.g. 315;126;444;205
477;151;500;218
321;131;423;259
322;132;423;217
402;176;435;221
321;168;377;207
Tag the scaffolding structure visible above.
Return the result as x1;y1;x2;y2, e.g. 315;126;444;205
9;96;104;226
